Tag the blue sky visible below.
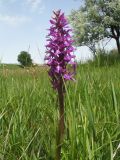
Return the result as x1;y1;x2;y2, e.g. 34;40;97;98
0;0;116;64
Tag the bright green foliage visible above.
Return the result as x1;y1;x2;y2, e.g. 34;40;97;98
0;60;120;159
69;0;120;54
18;51;33;67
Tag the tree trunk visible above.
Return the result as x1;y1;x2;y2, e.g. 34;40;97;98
56;77;65;160
111;26;120;54
116;38;120;54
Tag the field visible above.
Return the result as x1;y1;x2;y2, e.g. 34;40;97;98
0;61;120;160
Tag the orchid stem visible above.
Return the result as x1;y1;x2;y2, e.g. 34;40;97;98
56;77;65;160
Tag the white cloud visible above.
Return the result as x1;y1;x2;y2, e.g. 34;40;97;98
26;0;45;13
27;0;42;10
0;0;45;13
0;14;31;26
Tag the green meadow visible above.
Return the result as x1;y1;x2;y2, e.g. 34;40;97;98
0;59;120;160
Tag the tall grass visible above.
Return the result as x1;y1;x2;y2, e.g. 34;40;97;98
0;61;120;159
91;49;120;67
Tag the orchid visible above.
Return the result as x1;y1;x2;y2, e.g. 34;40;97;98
45;10;76;160
45;10;76;90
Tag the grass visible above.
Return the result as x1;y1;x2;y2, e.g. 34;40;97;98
0;57;120;159
0;64;20;70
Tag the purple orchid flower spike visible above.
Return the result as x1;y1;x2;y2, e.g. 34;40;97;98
45;10;76;160
45;10;76;90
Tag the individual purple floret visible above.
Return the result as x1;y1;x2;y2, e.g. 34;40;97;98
45;10;76;90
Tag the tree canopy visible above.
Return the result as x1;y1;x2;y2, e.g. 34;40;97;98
69;0;120;54
18;51;33;67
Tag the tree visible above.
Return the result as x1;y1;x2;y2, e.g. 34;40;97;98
69;0;120;54
18;51;33;67
69;10;104;56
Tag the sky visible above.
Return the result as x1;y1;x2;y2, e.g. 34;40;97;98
0;0;116;64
